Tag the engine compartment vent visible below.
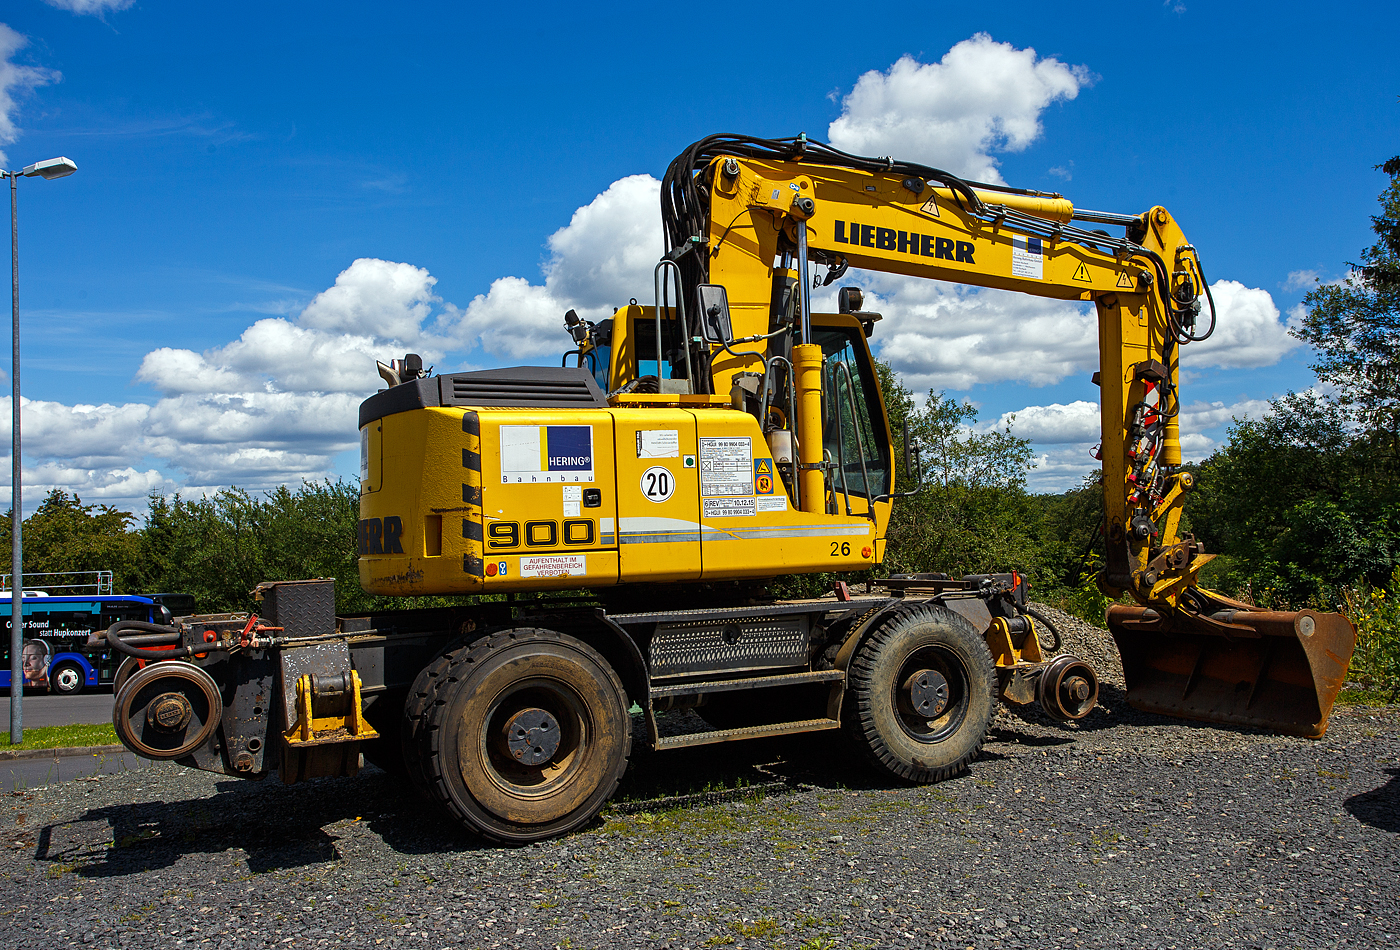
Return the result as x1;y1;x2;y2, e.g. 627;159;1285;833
439;367;608;408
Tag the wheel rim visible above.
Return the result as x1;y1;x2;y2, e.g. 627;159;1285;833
465;673;596;822
54;666;81;692
112;662;222;759
890;644;970;743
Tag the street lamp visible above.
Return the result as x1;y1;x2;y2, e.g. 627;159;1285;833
5;156;76;745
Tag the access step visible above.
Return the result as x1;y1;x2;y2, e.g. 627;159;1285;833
649;668;844;699
654;717;841;750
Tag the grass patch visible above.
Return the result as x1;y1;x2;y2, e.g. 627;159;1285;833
1;722;119;751
1337;687;1398;707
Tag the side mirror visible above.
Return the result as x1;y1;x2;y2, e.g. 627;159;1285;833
902;425;923;486
695;284;733;344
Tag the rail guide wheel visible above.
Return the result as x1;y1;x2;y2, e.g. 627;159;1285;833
844;603;998;783
112;661;223;760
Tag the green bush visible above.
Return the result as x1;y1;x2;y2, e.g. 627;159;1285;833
1343;567;1400;696
1059;555;1115;627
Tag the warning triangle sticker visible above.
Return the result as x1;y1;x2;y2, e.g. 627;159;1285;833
1072;262;1092;283
919;196;940;217
754;458;773;474
1116;270;1134;289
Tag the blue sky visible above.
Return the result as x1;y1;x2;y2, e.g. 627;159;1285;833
0;0;1397;512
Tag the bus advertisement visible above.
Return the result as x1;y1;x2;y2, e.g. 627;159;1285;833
0;595;167;695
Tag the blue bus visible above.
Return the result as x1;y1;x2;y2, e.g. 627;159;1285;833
0;595;168;695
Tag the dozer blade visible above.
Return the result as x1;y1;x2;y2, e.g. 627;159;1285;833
1107;604;1356;738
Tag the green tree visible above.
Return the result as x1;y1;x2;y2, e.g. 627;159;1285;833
1187;157;1400;606
1293;155;1400;449
0;490;141;590
137;480;461;614
880;379;1053;585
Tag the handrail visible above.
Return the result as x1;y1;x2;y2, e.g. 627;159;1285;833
1;569;113;596
824;361;851;518
758;354;801;511
652;260;694;391
833;359;877;523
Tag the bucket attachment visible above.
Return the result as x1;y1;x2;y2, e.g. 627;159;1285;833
1108;603;1356;738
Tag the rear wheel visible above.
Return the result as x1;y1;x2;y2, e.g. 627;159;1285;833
50;661;86;696
843;603;996;783
405;628;631;842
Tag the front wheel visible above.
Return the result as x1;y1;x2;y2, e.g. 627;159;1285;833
408;629;632;843
50;661;87;696
843;603;996;783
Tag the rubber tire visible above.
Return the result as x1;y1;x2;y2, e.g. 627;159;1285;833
404;628;631;843
843;603;996;783
49;661;86;696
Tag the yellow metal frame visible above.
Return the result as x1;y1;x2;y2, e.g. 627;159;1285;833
282;671;378;748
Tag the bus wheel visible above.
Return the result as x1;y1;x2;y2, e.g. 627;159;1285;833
50;661;86;696
409;628;632;843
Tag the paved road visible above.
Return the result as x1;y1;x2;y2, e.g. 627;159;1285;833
0;690;131;792
0;690;114;729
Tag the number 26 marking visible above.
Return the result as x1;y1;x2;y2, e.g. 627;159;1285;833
830;541;851;557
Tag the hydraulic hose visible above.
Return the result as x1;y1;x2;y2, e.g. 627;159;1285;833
105;620;228;661
1026;606;1064;654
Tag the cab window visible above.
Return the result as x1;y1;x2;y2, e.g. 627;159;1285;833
814;327;889;500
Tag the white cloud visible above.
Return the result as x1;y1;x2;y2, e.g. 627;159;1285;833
0;24;59;167
42;0;135;16
1183;279;1301;369
1026;446;1102;493
1283;269;1320;292
827;36;1090;183
1177;398;1272;432
299;258;440;341
1006;394;1271;491
841;271;1296;396
996;401;1098;444
0;170;669;513
818;270;1097;392
1;256;448;510
137;258;455;397
456;174;662;359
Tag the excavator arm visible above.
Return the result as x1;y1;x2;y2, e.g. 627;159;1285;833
633;133;1355;737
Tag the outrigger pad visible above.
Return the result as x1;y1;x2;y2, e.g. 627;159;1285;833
1108;605;1356;739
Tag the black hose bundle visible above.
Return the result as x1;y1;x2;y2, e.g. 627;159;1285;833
105;620;224;661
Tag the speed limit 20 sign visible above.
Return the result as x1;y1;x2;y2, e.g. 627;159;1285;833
640;466;675;503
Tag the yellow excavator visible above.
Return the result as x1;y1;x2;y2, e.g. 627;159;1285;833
107;134;1356;843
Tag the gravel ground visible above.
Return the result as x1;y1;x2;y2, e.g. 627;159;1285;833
2;605;1397;950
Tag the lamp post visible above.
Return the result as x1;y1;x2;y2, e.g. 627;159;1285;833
5;156;76;745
